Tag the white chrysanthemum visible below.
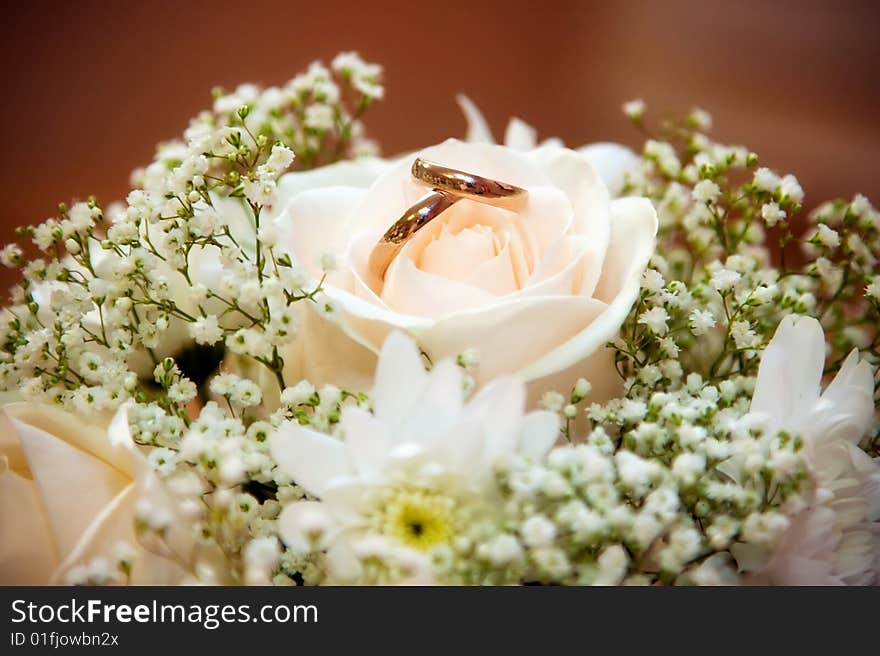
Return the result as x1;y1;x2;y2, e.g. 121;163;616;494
737;315;879;585
270;332;559;583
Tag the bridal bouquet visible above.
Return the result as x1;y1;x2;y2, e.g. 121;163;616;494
1;54;877;586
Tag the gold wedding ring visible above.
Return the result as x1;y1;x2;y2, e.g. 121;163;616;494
411;158;528;211
368;158;528;281
368;191;461;281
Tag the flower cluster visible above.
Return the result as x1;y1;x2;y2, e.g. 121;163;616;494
0;55;383;419
0;66;877;587
615;104;879;456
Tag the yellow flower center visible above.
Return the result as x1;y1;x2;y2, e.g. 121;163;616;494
380;488;455;551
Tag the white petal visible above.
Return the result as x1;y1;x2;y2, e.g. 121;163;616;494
0;467;57;583
277;501;335;552
519;410;561;460
424;295;607;385
325;539;363;582
400;359;464;445
456;94;495;144
466;376;525;461
4;402;133;477
578;142;640;197
277;158;392;205
520;196;657;381
819;349;875;444
750;315;825;432
269;424;350;496
524;145;611;243
372;331;429;427
341;406;389;480
504;117;537;150
5;405;131;559
275;186;367;279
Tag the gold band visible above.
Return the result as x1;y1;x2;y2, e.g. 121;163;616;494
368;190;461;281
368;158;528;282
411;158;528;211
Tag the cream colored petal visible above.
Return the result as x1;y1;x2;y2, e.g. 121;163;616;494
504;117;538;151
524;145;611;248
275;186;368;279
52;483;186;585
519;235;601;298
0;468;57;584
518;196;657;383
511;186;574;264
591;197;658;306
277;158;392;204
353;139;552;238
578;142;640;197
381;246;498;318
422;295;608;385
0;409;29;475
456;94;495;144
4;402;132;477
5;405;132;560
281;305;377;394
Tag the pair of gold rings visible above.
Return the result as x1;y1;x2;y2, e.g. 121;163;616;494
368;158;528;281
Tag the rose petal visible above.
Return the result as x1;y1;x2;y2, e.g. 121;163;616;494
5;408;131;559
277;158;392;204
456;94;495;144
524;145;611;250
0;467;57;583
4;402;133;477
52;483;185;585
276;186;368;279
578;142;640;197
353;140;552;239
423;295;608;384
381;246;498;318
504;117;538;151
521;196;657;381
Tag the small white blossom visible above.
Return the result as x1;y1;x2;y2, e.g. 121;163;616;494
760;202;786;227
709;268;740;292
622;99;645;120
693;179;721;203
638;306;670;335
753;167;780;192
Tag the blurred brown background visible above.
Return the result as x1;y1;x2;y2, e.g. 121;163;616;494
1;0;878;289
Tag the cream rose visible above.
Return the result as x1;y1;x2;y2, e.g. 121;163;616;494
276;139;657;404
0;403;194;584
